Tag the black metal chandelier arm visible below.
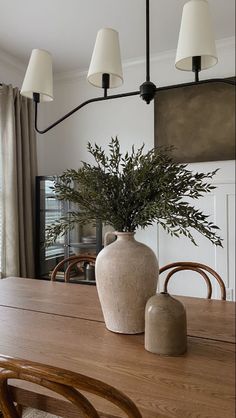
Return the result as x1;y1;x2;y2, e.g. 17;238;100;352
34;77;235;134
155;77;236;94
139;0;157;104
34;90;140;134
146;0;150;82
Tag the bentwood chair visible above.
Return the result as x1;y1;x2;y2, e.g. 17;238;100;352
159;262;226;300
50;254;96;282
0;355;142;418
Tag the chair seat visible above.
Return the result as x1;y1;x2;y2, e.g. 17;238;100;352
23;408;60;418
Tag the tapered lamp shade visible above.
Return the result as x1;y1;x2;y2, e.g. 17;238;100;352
21;49;53;101
87;28;123;88
175;0;218;71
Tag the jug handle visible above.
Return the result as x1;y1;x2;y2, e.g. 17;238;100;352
104;231;116;247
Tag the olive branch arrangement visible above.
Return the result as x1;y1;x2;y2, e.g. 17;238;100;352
46;137;222;248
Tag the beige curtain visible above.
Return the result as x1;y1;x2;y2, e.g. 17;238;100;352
0;84;37;278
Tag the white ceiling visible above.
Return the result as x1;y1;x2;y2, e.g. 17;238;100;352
0;0;235;74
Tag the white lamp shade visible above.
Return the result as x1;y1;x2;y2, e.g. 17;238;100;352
87;28;123;88
21;49;53;101
175;0;218;71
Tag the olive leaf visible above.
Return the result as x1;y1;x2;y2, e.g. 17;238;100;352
46;137;223;248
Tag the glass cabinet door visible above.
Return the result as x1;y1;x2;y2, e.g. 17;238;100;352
35;176;103;281
36;176;68;278
68;211;101;257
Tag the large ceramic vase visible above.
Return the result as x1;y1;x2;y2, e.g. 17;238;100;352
95;231;159;334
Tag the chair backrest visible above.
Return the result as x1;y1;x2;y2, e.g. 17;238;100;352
51;254;96;282
0;355;142;418
159;262;226;300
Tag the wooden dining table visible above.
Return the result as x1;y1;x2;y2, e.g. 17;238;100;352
0;277;235;418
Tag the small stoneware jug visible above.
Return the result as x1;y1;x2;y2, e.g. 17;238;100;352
145;292;187;355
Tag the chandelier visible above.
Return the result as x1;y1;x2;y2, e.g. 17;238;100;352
20;0;235;134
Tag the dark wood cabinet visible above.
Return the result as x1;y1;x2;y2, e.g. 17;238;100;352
35;176;102;281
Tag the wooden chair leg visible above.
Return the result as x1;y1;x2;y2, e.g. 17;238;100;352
15;404;22;417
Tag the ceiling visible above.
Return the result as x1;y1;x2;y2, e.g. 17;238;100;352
0;0;235;74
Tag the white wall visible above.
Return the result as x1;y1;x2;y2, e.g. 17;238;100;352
37;37;235;300
37;38;235;174
158;162;235;300
1;38;234;300
0;48;25;87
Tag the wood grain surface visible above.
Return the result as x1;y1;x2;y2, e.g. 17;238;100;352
0;277;235;343
0;306;235;418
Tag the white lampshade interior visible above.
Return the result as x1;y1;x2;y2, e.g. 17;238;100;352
21;49;53;102
175;0;218;71
87;28;123;88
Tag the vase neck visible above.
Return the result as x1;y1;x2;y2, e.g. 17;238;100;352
115;232;135;241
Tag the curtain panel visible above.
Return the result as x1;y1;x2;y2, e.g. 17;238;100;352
0;84;37;278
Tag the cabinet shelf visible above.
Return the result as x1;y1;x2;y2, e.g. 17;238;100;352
69;243;97;248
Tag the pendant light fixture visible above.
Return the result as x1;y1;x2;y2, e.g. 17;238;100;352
175;0;218;82
21;49;53;102
87;28;123;92
20;0;235;134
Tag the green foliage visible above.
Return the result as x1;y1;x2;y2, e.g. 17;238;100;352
46;137;223;247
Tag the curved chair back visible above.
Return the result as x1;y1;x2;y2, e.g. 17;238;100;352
159;262;226;300
51;254;96;282
0;355;142;418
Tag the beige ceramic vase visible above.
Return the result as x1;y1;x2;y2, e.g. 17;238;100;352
95;232;159;334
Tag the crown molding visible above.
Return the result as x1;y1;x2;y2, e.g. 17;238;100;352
54;36;235;83
54;67;88;82
0;35;234;84
0;47;25;74
216;36;235;50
